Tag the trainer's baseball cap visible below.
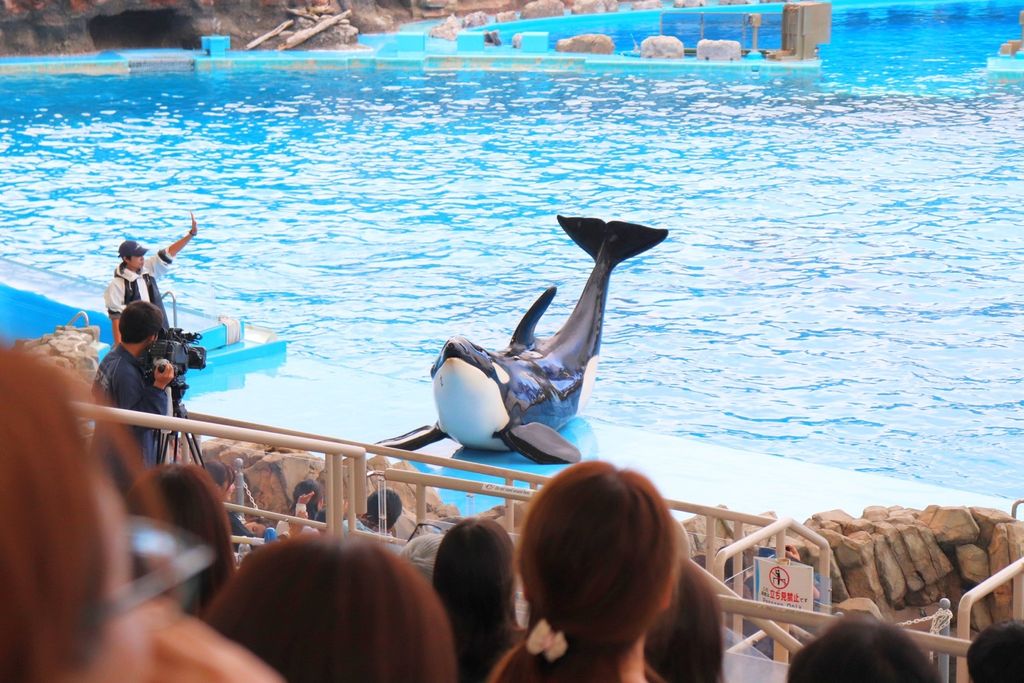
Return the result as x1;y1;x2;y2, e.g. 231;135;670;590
118;240;147;259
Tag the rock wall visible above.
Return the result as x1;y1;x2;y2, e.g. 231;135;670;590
0;0;379;55
16;322;102;387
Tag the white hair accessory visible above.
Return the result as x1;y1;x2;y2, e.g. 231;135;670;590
525;619;568;663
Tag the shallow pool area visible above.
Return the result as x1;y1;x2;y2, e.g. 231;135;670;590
2;0;1024;511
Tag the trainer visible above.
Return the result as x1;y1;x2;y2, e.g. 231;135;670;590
93;301;176;468
105;212;198;346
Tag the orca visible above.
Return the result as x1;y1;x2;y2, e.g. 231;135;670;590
381;215;668;465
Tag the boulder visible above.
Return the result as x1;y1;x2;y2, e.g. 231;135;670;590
919;506;980;548
640;35;683;58
17;325;102;386
874;522;926;593
429;14;462;40
956;543;990;585
631;0;661;8
682;510;736;554
841;518;875;536
987;522;1024;621
971;507;1015;548
495;11;518;21
862;506;889;522
462;11;489;28
874;533;908;609
836;597;883;620
572;0;610;13
824;528;871;570
970;599;994;633
520;0;566;19
813;509;856;525
695;38;741;61
840;532;886;606
673;0;705;6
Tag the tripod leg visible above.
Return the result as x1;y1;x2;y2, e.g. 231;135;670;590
185;431;205;467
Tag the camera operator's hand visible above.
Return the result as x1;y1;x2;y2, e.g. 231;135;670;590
153;360;175;391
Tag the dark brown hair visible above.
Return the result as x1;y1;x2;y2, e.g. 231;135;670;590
787;615;939;683
645;560;724;683
205;536;457;683
0;351;116;681
488;461;678;683
433;518;520;683
126;464;235;615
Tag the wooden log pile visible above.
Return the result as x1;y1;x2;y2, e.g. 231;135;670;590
245;7;355;51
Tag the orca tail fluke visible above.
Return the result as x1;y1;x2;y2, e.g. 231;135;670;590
557;215;668;269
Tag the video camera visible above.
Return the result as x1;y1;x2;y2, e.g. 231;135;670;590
144;327;207;403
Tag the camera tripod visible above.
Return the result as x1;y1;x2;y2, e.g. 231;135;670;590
157;396;205;467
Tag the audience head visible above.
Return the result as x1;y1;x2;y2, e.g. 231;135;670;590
204;460;234;496
364;488;403;532
787;615;939;683
0;350;151;682
433;518;518;683
489;461;678;682
292;479;323;520
967;620;1024;683
645;560;723;683
126;465;234;615
400;533;444;583
205;536;457;683
118;300;164;344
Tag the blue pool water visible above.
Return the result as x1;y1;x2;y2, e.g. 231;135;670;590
2;0;1024;498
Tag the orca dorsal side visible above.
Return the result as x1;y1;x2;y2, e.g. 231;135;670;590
508;286;556;354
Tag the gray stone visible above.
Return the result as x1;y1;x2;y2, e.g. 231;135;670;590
695;38;741;61
640;35;684;58
461;11;489;28
520;0;566;19
429;15;462;40
631;0;662;8
495;11;518;22
673;0;705;6
556;33;615;54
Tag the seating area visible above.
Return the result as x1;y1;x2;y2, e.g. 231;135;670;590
3;345;1021;682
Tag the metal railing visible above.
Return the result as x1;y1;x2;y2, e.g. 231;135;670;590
1011;498;1024;519
956;556;1024;681
75;402;367;537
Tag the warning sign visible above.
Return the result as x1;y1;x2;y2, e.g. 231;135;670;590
754;557;814;612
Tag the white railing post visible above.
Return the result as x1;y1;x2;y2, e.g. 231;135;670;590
326;451;344;537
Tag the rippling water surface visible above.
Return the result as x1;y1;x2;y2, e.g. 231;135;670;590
2;0;1023;495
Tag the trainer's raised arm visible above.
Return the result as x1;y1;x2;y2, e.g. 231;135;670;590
166;212;198;258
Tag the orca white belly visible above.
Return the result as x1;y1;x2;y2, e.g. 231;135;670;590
433;358;509;450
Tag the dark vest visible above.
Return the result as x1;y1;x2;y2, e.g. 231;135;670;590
118;266;170;330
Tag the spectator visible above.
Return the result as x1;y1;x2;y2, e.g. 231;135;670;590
787;615;939;683
93;300;175;468
205;536;457;683
293;479;326;523
967;620;1024;683
645;560;724;683
105;214;198;346
488;461;679;683
126;465;235;615
433;518;521;683
401;532;445;582
361;488;403;535
205;460;261;539
0;349;280;683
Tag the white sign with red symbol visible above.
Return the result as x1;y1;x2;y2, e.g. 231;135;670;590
754;557;815;612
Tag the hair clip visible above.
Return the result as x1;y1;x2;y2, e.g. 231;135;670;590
525;619;568;663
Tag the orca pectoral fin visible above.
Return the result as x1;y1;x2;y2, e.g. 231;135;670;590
500;423;581;465
378;424;447;451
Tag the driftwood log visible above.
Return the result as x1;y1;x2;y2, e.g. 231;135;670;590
277;10;352;50
246;19;295;50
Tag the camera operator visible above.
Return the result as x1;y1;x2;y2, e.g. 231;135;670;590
93;301;176;468
105;212;199;346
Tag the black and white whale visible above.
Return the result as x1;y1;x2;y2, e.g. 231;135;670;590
381;215;668;465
